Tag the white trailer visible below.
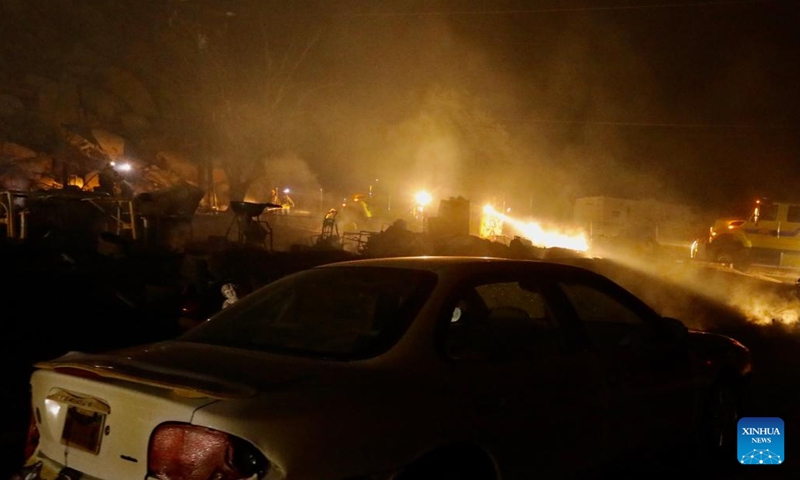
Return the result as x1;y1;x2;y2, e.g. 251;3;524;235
573;196;704;257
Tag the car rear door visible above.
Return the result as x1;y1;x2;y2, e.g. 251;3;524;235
440;271;607;478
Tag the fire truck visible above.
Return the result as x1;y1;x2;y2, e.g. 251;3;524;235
695;199;800;271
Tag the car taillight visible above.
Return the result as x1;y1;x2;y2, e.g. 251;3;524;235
148;422;268;480
24;407;40;460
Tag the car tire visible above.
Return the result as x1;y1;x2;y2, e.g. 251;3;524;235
712;243;750;271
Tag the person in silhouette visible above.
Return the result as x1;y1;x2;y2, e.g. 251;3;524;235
98;163;121;196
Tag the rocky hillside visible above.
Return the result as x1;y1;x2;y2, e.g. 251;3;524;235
0;0;315;207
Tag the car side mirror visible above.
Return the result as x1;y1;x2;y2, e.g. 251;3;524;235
659;316;688;343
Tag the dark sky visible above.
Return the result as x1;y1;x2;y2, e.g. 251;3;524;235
249;0;800;218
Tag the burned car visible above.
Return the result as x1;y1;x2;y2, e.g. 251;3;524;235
15;257;751;479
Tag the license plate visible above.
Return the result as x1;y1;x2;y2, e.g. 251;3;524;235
61;405;106;454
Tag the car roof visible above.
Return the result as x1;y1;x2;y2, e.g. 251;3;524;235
313;255;596;276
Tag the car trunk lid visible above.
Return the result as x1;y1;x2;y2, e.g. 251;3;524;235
29;341;335;478
29;367;214;479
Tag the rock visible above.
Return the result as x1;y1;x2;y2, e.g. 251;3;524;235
0;142;37;160
120;112;150;131
91;128;126;158
103;66;158;118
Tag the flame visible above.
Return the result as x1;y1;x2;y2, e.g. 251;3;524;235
482;206;589;251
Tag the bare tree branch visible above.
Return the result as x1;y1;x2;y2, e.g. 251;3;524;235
273;29;321;109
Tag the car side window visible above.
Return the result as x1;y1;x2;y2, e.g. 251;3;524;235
445;281;566;360
758;203;779;222
557;282;654;350
787;205;800;223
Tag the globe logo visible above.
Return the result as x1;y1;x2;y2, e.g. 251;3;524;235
740;449;782;465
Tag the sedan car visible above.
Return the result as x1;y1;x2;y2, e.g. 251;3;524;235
14;256;751;479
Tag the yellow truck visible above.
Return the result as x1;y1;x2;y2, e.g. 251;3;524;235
695;199;800;271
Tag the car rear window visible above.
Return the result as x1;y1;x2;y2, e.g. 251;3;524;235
180;266;437;360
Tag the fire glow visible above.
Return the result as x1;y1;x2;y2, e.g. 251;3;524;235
735;294;800;327
482;205;589;252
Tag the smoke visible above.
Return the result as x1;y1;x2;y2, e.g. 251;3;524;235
588;248;800;332
284;2;799;222
245;153;322;209
291;5;694;225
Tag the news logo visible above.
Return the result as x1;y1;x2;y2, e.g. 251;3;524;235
738;417;784;465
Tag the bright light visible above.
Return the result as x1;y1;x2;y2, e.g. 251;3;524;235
482;206;589;251
283;188;290;194
480;205;504;237
414;190;432;207
44;398;61;417
115;162;132;172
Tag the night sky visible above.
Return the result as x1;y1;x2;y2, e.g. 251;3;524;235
250;0;800;218
3;0;799;219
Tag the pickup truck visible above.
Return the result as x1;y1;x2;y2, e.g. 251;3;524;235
694;200;800;271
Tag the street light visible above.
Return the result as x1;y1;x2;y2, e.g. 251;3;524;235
111;161;132;172
413;190;432;221
414;190;432;208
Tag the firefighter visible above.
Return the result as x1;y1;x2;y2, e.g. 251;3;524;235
281;189;295;211
98;163;121;196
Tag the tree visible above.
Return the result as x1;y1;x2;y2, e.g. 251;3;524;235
150;0;326;203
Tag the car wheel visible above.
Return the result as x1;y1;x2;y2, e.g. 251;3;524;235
713;245;750;271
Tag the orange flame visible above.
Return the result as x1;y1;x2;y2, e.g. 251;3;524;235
482;206;589;251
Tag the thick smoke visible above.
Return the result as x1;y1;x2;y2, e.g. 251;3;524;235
292;4;693;224
590;249;800;331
